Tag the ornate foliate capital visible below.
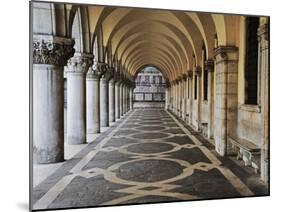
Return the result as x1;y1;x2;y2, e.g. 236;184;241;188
204;59;214;72
258;23;269;41
194;66;202;76
66;53;93;73
33;35;75;66
213;45;238;62
187;70;193;79
87;62;108;80
101;65;114;81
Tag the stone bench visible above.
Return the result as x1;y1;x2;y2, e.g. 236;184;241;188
228;136;261;173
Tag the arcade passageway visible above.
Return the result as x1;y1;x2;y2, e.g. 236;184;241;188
32;108;267;210
31;1;269;210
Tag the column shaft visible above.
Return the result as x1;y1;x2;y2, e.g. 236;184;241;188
120;84;123;116
115;82;120;119
86;77;100;133
258;23;269;182
109;79;115;123
214;46;238;156
100;78;109;127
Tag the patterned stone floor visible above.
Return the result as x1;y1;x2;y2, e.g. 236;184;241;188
32;108;268;210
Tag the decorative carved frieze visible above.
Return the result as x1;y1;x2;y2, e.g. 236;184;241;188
33;35;75;66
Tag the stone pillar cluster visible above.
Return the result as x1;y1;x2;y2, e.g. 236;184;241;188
33;36;135;164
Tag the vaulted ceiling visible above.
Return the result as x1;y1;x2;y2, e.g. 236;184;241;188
62;4;241;81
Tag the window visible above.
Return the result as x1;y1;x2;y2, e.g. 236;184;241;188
159;76;162;84
244;17;259;105
145;76;150;84
153;76;156;84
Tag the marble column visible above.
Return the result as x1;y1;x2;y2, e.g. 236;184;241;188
86;62;106;134
120;83;124;116
122;84;127;115
258;22;269;182
182;75;187;120
179;78;182;118
165;86;169;110
65;53;92;145
129;86;134;111
184;74;188;122
100;67;113;127
214;46;238;156
176;80;179;116
195;66;202;131
205;60;215;139
109;71;116;123
33;35;75;164
115;80;120;119
173;83;176;113
188;71;193;125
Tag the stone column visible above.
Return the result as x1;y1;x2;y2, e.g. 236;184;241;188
109;74;116;123
179;78;183;118
258;22;269;182
182;75;187;120
129;85;134;111
214;46;238;156
115;80;120;119
195;66;202;131
165;86;169;110
184;74;188;122
122;84;127;114
65;53;92;145
86;63;106;134
120;83;124;116
176;80;179;116
205;60;215;139
188;71;193;125
100;67;113;127
33;35;75;164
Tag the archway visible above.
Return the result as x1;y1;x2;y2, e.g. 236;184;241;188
133;66;166;108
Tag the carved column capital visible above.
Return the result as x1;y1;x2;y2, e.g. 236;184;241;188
194;66;202;76
204;59;214;73
182;73;187;81
258;23;269;50
86;62;108;80
101;65;114;82
66;53;93;74
213;45;238;63
187;70;193;79
33;35;75;66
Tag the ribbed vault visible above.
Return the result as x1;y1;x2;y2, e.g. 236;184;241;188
65;4;241;82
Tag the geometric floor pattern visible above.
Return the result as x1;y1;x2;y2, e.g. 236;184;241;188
32;108;267;210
